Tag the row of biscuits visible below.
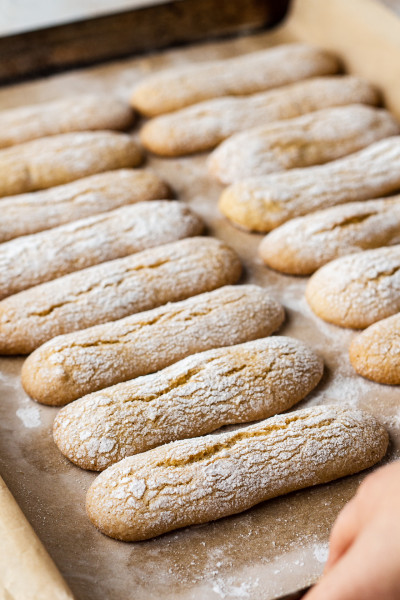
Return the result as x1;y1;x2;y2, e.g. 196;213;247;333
0;43;390;542
130;46;400;388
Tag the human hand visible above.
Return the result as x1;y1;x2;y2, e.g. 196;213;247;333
304;460;400;600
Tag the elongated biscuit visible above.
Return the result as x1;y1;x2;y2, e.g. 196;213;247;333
140;76;378;156
259;196;400;275
306;245;400;328
0;201;203;300
219;136;400;232
86;406;388;541
0;131;142;196
0;94;134;149
0;237;241;354
54;336;323;471
350;314;400;384
21;285;284;406
131;44;339;116
0;170;170;243
208;105;399;184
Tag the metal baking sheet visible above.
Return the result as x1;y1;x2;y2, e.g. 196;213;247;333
1;1;400;598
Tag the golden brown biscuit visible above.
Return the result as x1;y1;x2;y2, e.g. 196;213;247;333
0;237;240;354
0;201;203;300
306;245;400;328
86;405;388;541
219;137;400;232
53;336;323;470
21;285;284;406
208;105;399;184
131;44;339;116
0;131;142;196
0;169;170;243
350;314;400;384
0;94;134;149
259;196;400;275
140;76;378;156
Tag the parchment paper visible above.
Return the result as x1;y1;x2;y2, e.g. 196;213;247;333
1;1;400;598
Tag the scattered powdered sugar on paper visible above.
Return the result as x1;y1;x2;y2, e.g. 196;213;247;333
212;576;260;599
313;543;329;564
16;405;41;428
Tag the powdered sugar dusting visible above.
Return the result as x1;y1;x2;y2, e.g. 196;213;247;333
0;94;133;148
209;105;399;183
16;405;41;428
260;196;400;275
0;169;169;242
313;543;329;564
0;237;239;353
306;244;400;327
141;76;378;155
86;405;388;541
0;200;203;299
220;136;400;231
53;336;323;470
23;285;284;405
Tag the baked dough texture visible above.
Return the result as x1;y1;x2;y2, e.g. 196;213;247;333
208;105;399;184
21;285;284;406
306;245;400;329
0;131;143;196
0;94;134;149
131;44;339;116
86;405;388;541
53;336;323;470
259;196;400;275
350;314;400;384
0;201;203;300
219;136;400;232
0;237;241;354
140;76;378;156
0;169;170;243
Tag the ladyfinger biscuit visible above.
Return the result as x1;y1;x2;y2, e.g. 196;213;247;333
208;105;399;184
0;169;170;243
350;314;400;384
0;131;142;196
259;196;400;275
0;201;203;300
0;237;241;354
0;95;134;149
131;44;339;116
54;337;323;471
21;285;284;406
140;76;378;156
219;136;400;232
306;246;400;329
86;406;388;541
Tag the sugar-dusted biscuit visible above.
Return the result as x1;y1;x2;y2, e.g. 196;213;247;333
0;201;203;300
21;285;284;406
53;336;323;470
0;94;134;149
131;44;339;116
209;105;399;184
259;196;400;275
0;169;170;243
0;131;142;196
140;76;378;156
306;245;400;328
219;137;400;232
86;406;388;541
350;314;400;384
0;237;240;354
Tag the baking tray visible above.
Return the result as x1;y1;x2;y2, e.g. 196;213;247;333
1;1;400;598
0;0;289;83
